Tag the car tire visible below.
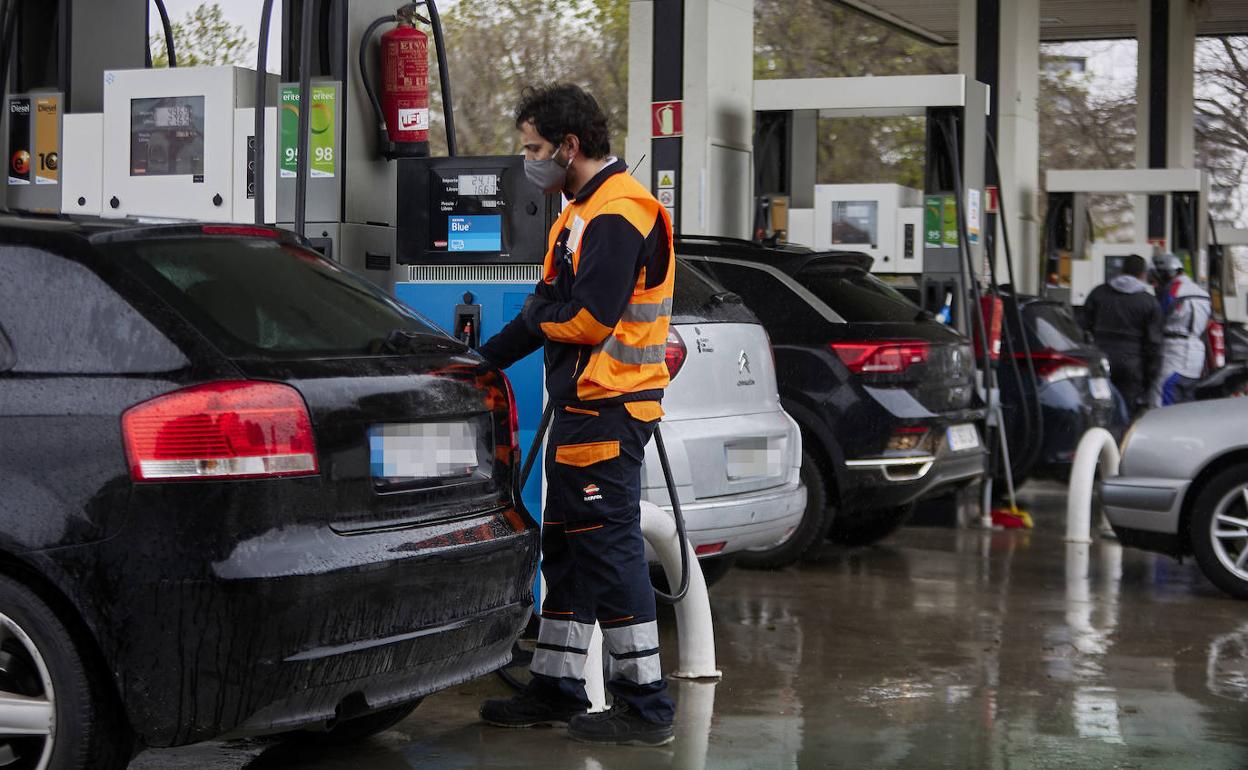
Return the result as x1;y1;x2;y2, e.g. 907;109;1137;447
0;574;130;770
738;449;831;569
828;503;914;547
1189;466;1248;599
296;699;422;745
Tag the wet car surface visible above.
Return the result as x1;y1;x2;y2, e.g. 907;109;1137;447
137;484;1248;769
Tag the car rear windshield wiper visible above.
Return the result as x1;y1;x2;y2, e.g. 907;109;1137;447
703;290;743;308
369;329;467;355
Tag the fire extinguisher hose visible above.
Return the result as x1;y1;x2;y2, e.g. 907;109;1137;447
359;14;398;155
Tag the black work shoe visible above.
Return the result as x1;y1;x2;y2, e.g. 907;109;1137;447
480;691;585;728
567;703;674;746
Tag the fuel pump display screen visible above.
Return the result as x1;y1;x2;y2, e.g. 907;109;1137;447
428;168;510;253
130;95;205;176
397;155;556;265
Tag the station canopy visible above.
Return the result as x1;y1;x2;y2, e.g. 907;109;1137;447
831;0;1248;44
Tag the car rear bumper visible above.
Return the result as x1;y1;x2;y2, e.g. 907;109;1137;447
1101;476;1188;535
840;428;987;511
64;507;538;747
643;478;807;560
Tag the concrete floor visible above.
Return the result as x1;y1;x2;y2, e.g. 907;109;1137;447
137;484;1248;769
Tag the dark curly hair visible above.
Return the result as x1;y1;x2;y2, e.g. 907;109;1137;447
514;83;610;159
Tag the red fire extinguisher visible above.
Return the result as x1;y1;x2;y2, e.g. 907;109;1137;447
380;18;429;157
361;2;456;159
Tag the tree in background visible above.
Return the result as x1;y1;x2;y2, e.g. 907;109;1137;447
429;0;629;157
150;2;254;68
1196;37;1248;226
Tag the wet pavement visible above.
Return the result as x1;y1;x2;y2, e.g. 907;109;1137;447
136;484;1248;769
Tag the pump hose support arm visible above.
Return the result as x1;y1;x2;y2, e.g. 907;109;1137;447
253;0;275;225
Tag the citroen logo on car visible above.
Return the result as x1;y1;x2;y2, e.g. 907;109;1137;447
738;350;751;374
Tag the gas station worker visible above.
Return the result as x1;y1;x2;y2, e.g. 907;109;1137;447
1150;253;1213;407
477;83;678;747
1081;254;1162;416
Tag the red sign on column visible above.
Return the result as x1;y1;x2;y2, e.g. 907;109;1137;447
652;101;683;138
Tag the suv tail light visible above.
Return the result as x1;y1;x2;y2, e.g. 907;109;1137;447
122;381;319;482
665;328;687;379
1020;350;1090;383
831;341;930;374
1207;321;1226;371
500;371;520;448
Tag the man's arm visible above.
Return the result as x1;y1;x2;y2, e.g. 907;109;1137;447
1143;299;1163;384
523;209;646;345
1081;287;1099;333
477;284;546;369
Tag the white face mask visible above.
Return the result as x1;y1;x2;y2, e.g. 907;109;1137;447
524;146;571;194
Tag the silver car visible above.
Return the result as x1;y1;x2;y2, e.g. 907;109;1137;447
641;260;806;581
1103;398;1248;598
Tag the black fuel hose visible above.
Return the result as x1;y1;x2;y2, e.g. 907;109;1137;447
293;0;314;236
986;132;1044;477
424;0;457;156
153;0;177;67
518;402;690;605
253;0;275;224
0;0;13;214
937;117;996;393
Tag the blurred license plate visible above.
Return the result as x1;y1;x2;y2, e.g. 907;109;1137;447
369;422;478;481
725;437;785;480
946;424;980;452
1089;377;1112;401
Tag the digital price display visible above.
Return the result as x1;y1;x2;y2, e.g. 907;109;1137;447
458;174;498;196
447;215;502;252
130;95;205;176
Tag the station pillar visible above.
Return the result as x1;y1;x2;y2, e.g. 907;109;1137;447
627;0;755;238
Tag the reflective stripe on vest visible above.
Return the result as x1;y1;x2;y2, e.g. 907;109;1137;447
620;297;673;323
601;335;667;365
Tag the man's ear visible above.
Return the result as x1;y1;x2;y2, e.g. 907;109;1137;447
563;133;581;163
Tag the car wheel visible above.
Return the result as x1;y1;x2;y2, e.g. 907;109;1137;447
738;449;832;569
0;574;129;770
828;503;914;547
295;700;422;745
1189;466;1248;599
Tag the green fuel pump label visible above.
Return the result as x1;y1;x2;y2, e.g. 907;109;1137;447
941;194;959;248
924;195;942;248
280;85;336;179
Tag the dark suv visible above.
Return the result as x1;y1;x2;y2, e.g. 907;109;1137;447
679;238;986;563
0;217;537;767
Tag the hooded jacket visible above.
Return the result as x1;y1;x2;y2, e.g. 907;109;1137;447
1082;274;1162;382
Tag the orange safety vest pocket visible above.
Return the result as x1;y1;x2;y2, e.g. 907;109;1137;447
554;440;621;467
624;401;664;422
564;406;600;417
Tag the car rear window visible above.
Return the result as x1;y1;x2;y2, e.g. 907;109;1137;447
107;237;444;358
672;259;758;324
1025;302;1085;352
794;267;922;323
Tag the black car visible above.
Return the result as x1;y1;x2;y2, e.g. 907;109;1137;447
678;237;986;564
997;291;1123;484
0;217;538;767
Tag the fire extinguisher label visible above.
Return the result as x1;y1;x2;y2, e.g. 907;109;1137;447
279;85;337;179
397;108;429;132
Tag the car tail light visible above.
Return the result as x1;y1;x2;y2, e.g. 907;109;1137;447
201;225;281;238
695;542;726;556
665;328;687;379
886;427;929;452
500;371;520;448
831;341;930;374
1020;350;1090;384
122;381;319;482
1207;321;1226;371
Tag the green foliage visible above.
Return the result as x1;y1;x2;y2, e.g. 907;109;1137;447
150;2;254;68
429;0;630;157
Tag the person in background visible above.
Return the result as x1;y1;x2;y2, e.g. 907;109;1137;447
1150;253;1212;407
1081;254;1161;417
